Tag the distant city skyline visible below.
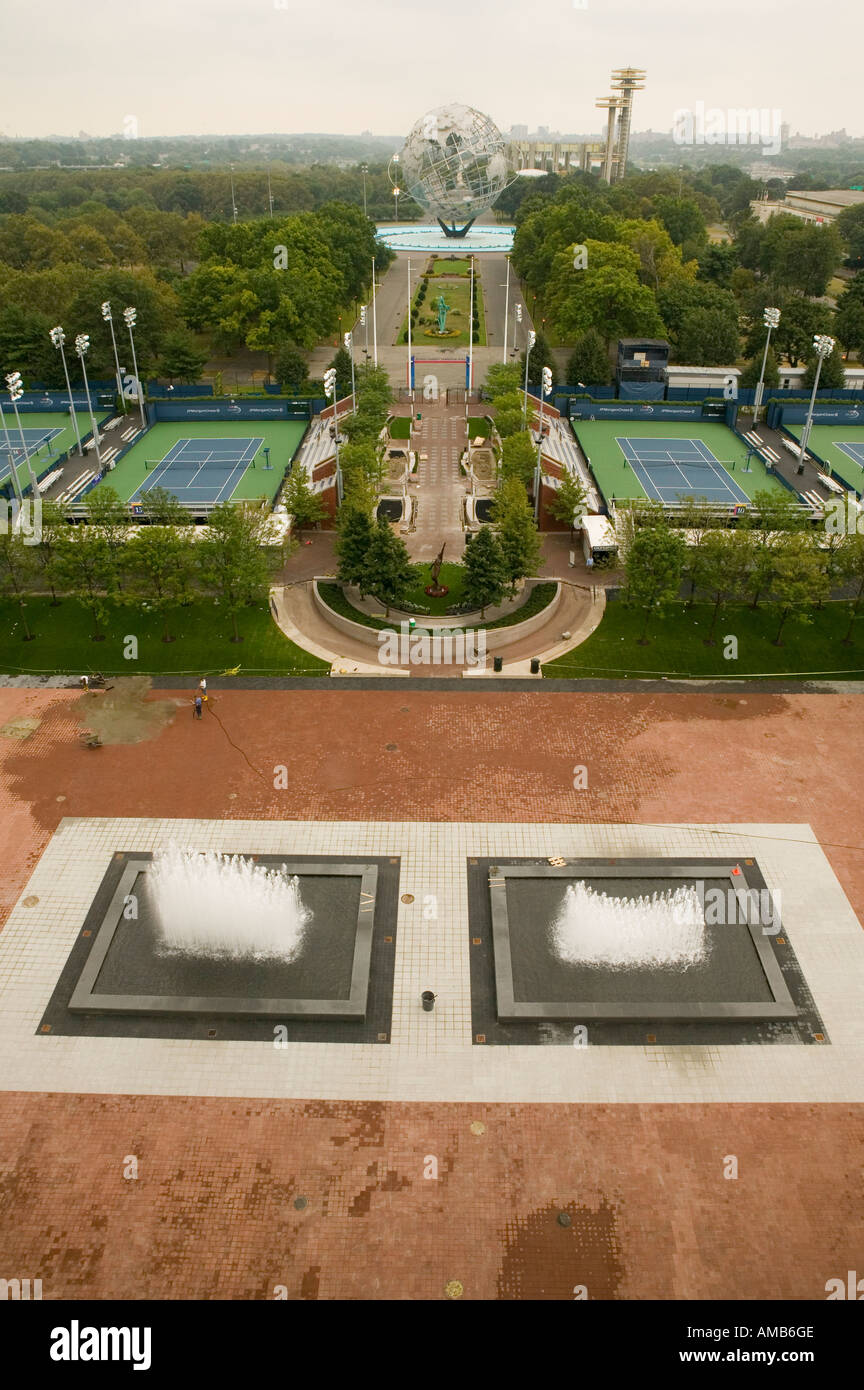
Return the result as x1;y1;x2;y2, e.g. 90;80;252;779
1;0;861;142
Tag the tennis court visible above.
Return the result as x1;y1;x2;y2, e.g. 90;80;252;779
786;425;864;494
89;420;307;508
571;420;787;508
0;410;102;492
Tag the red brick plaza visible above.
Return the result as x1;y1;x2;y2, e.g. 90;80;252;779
0;683;862;1300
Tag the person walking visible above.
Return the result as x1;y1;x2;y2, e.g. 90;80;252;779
194;694;203;720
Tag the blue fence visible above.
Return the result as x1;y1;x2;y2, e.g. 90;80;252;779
150;398;314;423
768;402;864;428
570;401;704;421
12;389;112;412
619;381;665;401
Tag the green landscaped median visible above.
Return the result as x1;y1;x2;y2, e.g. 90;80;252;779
318;582;557;632
0;599;329;677
543;600;864;680
387;416;412;440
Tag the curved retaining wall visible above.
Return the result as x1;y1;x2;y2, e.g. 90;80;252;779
312;579;561;653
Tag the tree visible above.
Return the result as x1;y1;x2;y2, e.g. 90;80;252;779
770;532;830;645
545;470;588;539
491;476;542;592
837;531;864;645
623;524;687;643
338;440;383;490
567;329;612;386
836;203;864;268
86;486;128;592
490;391;525;440
676;306;740;366
360;516;413;617
519;329;555;388
653;196;708;258
835;281;864;360
137;486;192;528
463;525;508;618
56;526;115;641
197;502;272;642
484;362;522;398
123;525;196;642
693;530;741;644
282;466;326;531
31;497;67;606
0;531;37;641
275;342;308;388
802;341;846;390
500;431;538;487
156;331;208;382
739;348;780;390
336;503;374;590
328;344;354;397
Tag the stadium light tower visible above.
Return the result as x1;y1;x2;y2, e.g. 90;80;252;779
514;302;523;359
752;306;781;429
392;153;400;220
523;329;536;427
73;339;102;469
101;301;127;413
798;335;835;472
323;368;343;505
534;365;553;521
344;331;357;414
123;307;146;433
360;303;369;361
49;325;84;457
502;256;511;364
0;391;23;504
6;371;39;494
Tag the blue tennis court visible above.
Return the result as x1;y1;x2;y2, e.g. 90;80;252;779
835;440;864;471
131;436;266;504
615;436;752;505
0;426;63;464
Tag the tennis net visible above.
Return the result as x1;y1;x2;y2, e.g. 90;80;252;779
145;456;255;471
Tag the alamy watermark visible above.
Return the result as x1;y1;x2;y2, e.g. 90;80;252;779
673;102;783;158
1;498;41;545
674;879;781;934
377;621;486;668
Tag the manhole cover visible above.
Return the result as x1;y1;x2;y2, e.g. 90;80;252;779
385;743;398;752
400;707;410;713
444;1281;464;1299
557;1212;572;1228
294;1196;308;1210
401;893;415;904
22;896;39;907
470;1121;485;1136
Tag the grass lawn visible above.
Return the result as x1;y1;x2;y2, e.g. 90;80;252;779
432;256;471;276
398;273;486;349
543;599;864;680
468;417;492;439
0;598;330;677
318;581;557;631
388;416;412;440
403;562;467;614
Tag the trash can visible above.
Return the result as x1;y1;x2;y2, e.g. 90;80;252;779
530;657;540;675
493;656;503;673
421;991;436;1012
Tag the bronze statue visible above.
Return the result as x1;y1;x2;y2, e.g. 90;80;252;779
425;542;449;597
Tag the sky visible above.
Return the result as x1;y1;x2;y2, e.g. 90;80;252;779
1;0;861;141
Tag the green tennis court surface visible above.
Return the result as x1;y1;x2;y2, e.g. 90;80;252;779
89;420;307;507
0;411;103;491
786;424;864;494
571;420;787;507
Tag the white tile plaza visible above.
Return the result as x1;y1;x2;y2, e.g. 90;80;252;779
1;818;863;1104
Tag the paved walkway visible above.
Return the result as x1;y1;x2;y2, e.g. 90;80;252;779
408;397;469;560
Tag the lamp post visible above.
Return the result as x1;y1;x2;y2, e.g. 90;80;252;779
360;303;369;362
371;257;378;369
798;334;835;472
406;259;413;401
391;153;400;221
514;302;522;359
49;325;83;457
0;392;23;504
523;329;536;427
6;371;39;494
344;331;357;414
323;367;343;505
123;307;146;433
534;365;552;521
752;306;780;428
73;338;102;468
502;256;511;364
101;301;127;413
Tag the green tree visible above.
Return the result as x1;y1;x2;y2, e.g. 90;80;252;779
123;525;196;642
770;531;830;645
491;476;542;591
676;306;740;366
491;391;526;440
500;431;538;487
836;203;864;267
566;329;612;386
156;331;208;382
86;486;128;592
623;524;687;643
739;348;780;390
31;496;67;605
837;531;864;644
484;362;522;397
693;529;741;644
197;502;272;642
275;342;308;388
545;469;588;539
328;344;354;397
360;516;413;617
802;341;847;389
282;466;326;531
336;503;374;590
56;525;115;641
0;531;37;641
519;329;555;388
463;525;508;618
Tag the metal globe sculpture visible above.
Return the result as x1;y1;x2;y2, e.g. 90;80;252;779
393;103;515;238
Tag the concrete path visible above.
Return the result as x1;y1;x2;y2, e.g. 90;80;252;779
409;397;469;561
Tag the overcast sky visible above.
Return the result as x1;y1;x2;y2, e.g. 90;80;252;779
2;0;861;141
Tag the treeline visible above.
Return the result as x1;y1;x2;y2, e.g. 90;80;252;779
0;490;282;644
